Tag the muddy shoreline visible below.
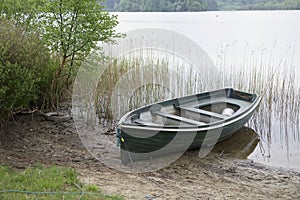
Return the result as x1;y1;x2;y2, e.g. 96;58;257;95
0;114;299;199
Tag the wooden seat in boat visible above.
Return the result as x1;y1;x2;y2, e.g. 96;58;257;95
154;111;207;126
177;106;226;120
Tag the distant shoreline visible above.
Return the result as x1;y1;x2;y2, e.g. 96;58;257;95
103;0;300;12
108;9;300;12
108;9;300;13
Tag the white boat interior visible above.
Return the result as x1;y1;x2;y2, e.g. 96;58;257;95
130;96;253;127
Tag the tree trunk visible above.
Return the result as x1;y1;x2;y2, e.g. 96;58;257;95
50;56;67;110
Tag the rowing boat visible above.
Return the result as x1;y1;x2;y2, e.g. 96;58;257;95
117;88;261;164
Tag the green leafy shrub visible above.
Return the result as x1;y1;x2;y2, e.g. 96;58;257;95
0;18;56;122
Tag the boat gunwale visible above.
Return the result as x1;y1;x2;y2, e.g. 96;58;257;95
119;96;261;132
118;88;261;132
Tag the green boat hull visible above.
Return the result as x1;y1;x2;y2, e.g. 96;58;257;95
117;88;261;164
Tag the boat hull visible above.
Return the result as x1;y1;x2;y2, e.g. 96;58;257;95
120;104;255;164
117;88;261;164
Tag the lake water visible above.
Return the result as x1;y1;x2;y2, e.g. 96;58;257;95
113;11;300;171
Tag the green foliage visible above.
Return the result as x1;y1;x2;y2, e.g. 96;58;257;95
0;18;56;121
111;0;209;12
189;0;208;11
0;63;37;113
0;0;43;28
214;0;300;10
40;0;120;62
103;0;300;11
85;184;99;192
0;0;122;111
283;0;300;9
207;0;218;10
0;165;123;200
37;0;122;109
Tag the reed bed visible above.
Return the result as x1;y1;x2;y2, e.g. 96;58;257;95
215;44;300;142
95;48;210;121
215;42;300;161
94;42;300;149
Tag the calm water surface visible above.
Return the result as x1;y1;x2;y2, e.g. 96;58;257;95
113;11;300;171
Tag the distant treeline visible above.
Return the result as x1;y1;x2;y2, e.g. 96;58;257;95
102;0;300;11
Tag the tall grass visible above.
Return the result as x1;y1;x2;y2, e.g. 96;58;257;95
212;42;300;163
95;49;210;121
215;44;300;142
95;42;300;147
95;55;171;121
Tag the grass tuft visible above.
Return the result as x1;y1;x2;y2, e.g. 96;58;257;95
0;165;123;200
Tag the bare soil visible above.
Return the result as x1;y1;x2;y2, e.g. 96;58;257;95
0;113;300;199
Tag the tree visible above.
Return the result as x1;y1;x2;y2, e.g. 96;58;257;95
131;2;140;11
41;0;120;69
103;0;119;11
0;0;42;28
207;0;218;10
0;0;121;109
117;0;131;11
283;0;300;9
39;0;121;108
189;0;208;11
144;0;160;11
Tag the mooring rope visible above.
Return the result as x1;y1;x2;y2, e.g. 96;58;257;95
0;190;114;198
0;190;157;200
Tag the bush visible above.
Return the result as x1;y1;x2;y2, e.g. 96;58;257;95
0;18;56;122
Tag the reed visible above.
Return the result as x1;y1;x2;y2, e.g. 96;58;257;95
94;43;300;147
215;43;300;145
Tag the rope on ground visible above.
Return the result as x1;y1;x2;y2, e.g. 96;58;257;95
0;190;113;198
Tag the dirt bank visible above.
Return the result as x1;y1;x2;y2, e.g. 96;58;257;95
0;114;299;199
